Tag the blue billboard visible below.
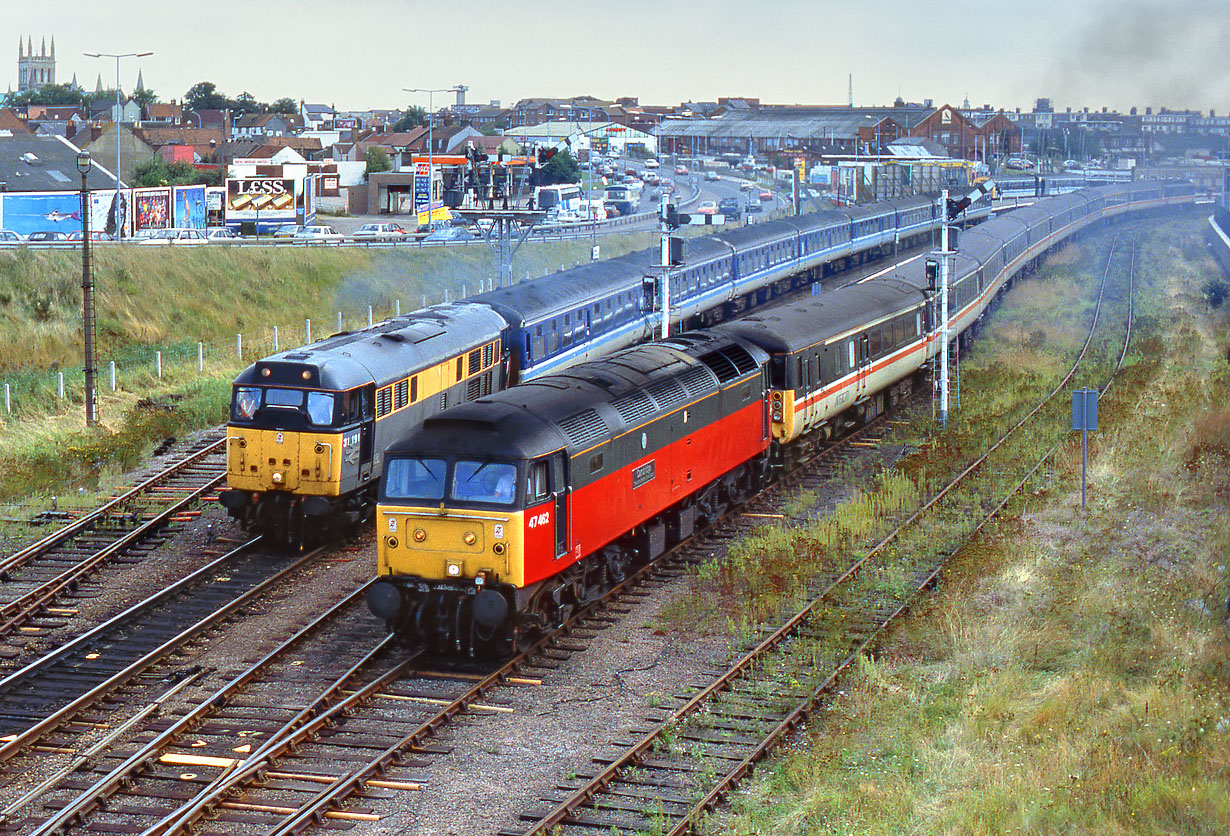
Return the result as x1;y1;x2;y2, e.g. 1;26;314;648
0;191;86;236
173;185;207;229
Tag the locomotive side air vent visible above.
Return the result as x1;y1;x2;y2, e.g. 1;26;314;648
612;390;657;425
557;409;608;448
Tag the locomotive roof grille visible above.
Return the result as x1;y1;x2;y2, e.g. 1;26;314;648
679;365;717;398
698;344;762;383
557;409;608;448
612;390;657;425
646;377;689;411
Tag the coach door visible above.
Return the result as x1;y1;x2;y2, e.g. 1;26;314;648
856;334;871;398
551;452;570;560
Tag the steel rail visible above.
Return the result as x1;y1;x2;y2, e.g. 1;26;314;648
0;537;333;763
21;582;378;835
0;435;225;577
0;466;227;636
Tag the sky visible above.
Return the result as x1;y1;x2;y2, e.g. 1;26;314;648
5;0;1226;115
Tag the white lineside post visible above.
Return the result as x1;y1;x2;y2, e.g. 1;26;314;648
58;372;64;399
156;351;162;378
337;311;342;332
305;319;311;344
110;361;116;390
197;342;203;372
660;192;671;340
940;189;951;429
368;306;373;327
273;326;278;352
396;299;401;316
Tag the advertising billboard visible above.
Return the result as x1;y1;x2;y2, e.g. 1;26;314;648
134;188;172;231
172;185;207;229
226;178;297;220
205;187;226;227
0;191;115;237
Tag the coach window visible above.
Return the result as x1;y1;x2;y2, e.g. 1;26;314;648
869;327;882;357
915;312;923;336
847;340;856;370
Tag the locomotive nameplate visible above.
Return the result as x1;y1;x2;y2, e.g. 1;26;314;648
632;460;656;489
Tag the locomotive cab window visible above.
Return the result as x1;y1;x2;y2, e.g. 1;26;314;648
453;461;518;505
233;387;261;421
383;456;447;502
528;460;550;501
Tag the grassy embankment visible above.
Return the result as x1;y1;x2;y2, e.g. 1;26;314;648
691;218;1230;833
0;232;658;503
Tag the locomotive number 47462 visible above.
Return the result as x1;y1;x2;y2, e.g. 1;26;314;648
526;511;551;529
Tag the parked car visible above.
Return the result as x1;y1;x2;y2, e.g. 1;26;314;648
272;223;302;238
759;188;773;202
139;228;208;245
703;170;720;182
293;225;345;243
0;230;24;243
745;201;763;214
206;227;241;241
644;158;660;169
717;197;741;220
696;200;718;215
423;226;475;243
739;181;755;191
66;230;114;241
353;222;409;242
674;164;689;175
1005;157;1034;169
25;231;68;242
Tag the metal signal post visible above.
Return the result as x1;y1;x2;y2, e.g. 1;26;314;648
77;151;97;426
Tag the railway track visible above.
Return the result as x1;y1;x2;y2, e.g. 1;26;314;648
0;537;338;762
0;433;227;658
502;230;1143;836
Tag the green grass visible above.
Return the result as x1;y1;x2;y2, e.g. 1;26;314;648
710;217;1230;834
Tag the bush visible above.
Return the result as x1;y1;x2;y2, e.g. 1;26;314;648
1202;278;1229;308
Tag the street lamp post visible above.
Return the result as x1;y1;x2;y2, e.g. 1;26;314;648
403;86;461;223
85;50;153;240
77;151;97;427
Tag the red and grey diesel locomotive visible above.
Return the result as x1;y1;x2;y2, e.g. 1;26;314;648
366;179;1196;655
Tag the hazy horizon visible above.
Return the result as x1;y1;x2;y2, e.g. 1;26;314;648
6;0;1225;115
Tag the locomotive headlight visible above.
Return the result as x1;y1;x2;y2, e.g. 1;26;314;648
772;410;782;421
413;528;427;542
463;531;477;546
272;471;284;484
446;561;462;577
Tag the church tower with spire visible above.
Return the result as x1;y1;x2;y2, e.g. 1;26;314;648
18;35;56;92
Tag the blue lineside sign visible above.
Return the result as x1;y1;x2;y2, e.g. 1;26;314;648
1072;387;1098;431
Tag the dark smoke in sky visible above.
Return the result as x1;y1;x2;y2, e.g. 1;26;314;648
1044;0;1227;110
